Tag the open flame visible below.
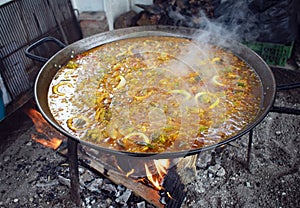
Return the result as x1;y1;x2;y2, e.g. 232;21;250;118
144;159;170;191
24;108;63;150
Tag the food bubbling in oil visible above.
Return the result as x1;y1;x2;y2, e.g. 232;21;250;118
48;36;262;153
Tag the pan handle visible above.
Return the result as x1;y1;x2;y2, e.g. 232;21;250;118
270;106;300;115
25;36;66;63
271;81;300;115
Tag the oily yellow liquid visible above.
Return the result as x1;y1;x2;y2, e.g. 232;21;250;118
48;36;262;153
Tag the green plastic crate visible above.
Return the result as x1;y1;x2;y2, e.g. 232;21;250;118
243;41;294;66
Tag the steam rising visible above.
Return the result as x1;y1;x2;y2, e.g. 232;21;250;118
213;0;260;42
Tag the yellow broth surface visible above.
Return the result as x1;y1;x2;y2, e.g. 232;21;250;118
48;36;262;153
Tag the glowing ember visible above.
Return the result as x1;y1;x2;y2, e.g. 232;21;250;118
31;135;62;150
144;159;170;190
24;108;63;150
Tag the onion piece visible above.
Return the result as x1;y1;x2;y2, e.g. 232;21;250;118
211;57;222;63
168;89;192;100
127;45;134;55
212;75;225;87
113;75;126;90
67;116;90;132
63;70;75;79
106;123;119;139
124;132;151;144
116;50;127;57
52;82;73;96
134;89;153;100
143;40;160;48
195;92;220;109
117;132;152;151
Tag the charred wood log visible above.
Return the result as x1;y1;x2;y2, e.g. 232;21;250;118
160;155;198;208
114;11;138;29
131;0;218;28
135;4;166;15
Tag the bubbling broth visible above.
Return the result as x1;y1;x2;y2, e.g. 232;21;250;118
48;36;262;153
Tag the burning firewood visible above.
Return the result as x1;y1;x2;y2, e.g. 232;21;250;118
57;143;199;208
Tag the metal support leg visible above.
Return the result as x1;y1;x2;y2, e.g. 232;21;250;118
246;129;253;171
67;138;80;205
